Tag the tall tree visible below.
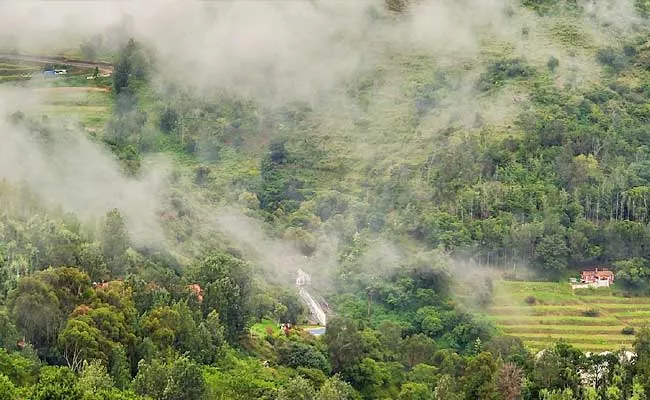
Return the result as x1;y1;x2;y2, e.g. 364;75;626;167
31;367;82;400
0;374;17;400
462;352;499;400
497;363;524;400
100;209;129;277
635;328;650;396
324;317;364;374
8;277;62;353
193;253;253;343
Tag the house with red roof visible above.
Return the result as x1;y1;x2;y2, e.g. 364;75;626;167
580;268;614;287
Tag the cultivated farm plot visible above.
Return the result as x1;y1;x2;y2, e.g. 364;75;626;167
0;58;113;131
32;89;111;130
488;281;650;353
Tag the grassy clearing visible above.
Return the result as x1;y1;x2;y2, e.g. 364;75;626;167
516;332;635;343
572;296;650;304
524;341;634;353
621;318;650;326
250;319;280;338
0;60;39;81
39;105;109;113
0;75;29;83
0;57;112;87
598;302;650;309
500;325;626;334
24;83;114;130
0;63;25;69
46;75;112;88
615;310;650;318
38;90;111;106
490;315;622;326
36;105;111;128
490;304;599;313
488;280;650;352
0;69;36;76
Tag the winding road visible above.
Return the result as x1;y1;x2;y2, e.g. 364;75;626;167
296;269;328;328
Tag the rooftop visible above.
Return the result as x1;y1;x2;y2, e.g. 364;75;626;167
581;268;613;276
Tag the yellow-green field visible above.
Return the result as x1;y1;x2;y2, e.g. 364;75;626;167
488;281;650;352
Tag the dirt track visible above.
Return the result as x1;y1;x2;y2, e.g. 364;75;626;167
31;87;111;93
0;53;113;73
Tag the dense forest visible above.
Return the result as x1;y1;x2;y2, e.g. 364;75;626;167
5;0;650;399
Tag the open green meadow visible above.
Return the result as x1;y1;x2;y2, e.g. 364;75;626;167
250;320;324;339
488;281;650;353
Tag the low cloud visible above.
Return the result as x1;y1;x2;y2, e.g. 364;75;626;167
0;91;171;247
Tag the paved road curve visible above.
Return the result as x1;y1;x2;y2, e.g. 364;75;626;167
299;286;327;327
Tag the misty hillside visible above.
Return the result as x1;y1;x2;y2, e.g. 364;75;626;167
3;1;650;399
97;0;650;282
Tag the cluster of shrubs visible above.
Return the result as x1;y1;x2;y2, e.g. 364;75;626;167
476;58;535;92
622;326;636;335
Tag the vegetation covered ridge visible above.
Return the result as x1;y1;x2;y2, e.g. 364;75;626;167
4;0;650;399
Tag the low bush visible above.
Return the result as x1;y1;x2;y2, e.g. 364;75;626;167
622;326;635;335
547;56;559;72
476;58;535;91
596;47;628;72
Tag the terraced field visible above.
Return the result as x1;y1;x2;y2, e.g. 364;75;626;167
488;281;650;352
0;61;39;83
33;88;112;130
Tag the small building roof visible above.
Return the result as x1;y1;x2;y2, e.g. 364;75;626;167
581;268;614;277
